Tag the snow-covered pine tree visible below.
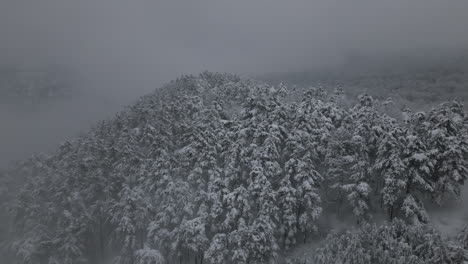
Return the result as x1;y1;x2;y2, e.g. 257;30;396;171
374;115;407;219
399;112;434;223
313;219;462;264
329;94;380;223
134;247;165;264
277;175;298;249
426;101;468;204
109;184;150;263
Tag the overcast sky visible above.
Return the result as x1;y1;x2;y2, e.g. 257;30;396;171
1;0;468;79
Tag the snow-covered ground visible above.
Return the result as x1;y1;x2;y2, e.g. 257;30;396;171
430;185;468;238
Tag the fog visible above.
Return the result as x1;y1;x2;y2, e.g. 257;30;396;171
3;0;468;74
1;0;468;165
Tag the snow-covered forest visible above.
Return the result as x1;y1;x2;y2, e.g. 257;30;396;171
1;72;468;263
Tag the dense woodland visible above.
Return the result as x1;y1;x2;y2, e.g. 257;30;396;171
1;72;468;263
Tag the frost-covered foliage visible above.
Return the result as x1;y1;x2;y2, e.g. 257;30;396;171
134;247;165;264
457;224;468;252
2;72;468;263
312;220;465;264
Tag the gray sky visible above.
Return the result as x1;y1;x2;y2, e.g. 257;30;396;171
2;0;468;78
1;0;468;165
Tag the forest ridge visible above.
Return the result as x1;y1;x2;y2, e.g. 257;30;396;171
1;72;468;264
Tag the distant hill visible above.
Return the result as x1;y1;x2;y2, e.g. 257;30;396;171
0;68;76;107
261;63;468;111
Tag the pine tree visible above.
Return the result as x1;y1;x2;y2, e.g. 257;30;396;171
374;116;407;219
427;101;468;204
329;94;380;223
313;220;461;264
110;184;150;263
400;114;434;223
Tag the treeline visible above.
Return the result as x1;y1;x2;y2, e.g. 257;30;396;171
265;66;468;111
1;72;467;264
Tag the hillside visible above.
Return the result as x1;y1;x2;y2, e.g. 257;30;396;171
262;64;468;111
1;72;468;264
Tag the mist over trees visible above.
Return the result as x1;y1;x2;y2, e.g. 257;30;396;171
2;0;468;263
1;72;467;263
262;63;468;112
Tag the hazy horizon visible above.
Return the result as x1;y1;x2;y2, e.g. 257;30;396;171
2;0;468;168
